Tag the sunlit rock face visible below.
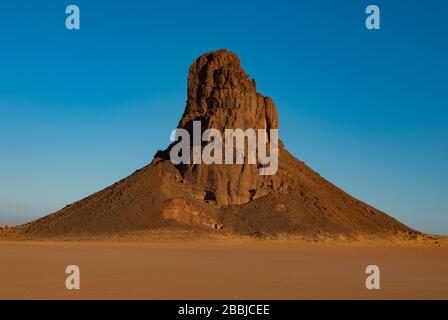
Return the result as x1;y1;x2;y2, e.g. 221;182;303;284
170;49;289;206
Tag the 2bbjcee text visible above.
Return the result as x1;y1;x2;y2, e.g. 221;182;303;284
178;304;270;318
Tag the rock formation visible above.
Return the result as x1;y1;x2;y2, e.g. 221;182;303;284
8;49;421;240
156;50;289;206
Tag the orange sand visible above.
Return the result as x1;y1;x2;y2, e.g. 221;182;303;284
0;240;447;299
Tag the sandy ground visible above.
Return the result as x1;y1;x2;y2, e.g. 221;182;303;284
0;240;447;299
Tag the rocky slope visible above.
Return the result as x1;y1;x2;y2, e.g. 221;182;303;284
4;49;420;240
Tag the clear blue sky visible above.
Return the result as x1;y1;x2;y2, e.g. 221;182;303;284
0;1;447;234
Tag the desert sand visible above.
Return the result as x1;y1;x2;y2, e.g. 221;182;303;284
1;238;447;300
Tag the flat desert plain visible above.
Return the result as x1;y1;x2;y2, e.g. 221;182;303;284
0;239;447;299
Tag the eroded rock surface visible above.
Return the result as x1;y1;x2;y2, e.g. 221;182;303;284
167;49;289;206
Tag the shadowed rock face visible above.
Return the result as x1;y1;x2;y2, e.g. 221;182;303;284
8;49;421;240
170;50;287;206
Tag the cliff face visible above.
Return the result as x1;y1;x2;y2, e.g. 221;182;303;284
169;50;287;206
8;49;420;240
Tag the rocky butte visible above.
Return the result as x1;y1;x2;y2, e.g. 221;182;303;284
3;49;425;240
